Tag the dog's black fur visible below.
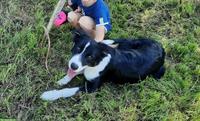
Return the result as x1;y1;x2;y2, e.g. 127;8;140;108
71;31;165;92
41;31;166;101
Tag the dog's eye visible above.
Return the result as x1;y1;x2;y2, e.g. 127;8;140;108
72;42;75;47
77;47;81;52
86;55;93;60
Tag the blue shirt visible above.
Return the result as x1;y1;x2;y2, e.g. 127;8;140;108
71;0;111;31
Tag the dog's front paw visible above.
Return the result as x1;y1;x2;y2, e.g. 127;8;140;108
57;75;72;86
40;90;60;101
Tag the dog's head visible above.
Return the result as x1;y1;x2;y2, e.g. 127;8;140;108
68;30;111;74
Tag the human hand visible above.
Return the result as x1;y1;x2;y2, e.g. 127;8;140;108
68;0;72;6
74;6;81;13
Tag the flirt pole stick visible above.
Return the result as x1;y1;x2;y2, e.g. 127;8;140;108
46;0;66;33
44;0;66;72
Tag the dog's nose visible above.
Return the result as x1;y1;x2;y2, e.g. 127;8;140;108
70;63;79;70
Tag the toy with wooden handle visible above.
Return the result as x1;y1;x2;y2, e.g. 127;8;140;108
46;0;66;33
43;0;66;72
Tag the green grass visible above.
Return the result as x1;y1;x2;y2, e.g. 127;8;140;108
1;0;200;120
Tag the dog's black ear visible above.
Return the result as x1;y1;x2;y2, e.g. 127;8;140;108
72;29;81;38
72;29;88;38
72;29;82;43
98;43;109;55
72;29;91;43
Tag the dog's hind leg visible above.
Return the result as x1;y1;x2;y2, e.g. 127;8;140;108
40;87;80;101
153;66;165;79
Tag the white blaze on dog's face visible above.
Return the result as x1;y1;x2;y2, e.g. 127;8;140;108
69;42;90;73
84;53;111;80
69;32;111;78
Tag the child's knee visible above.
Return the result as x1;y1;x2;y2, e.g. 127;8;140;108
78;16;95;30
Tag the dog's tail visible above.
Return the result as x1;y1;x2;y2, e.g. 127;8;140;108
153;66;165;79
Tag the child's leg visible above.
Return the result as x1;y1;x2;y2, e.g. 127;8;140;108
68;11;82;29
78;16;96;38
68;13;96;39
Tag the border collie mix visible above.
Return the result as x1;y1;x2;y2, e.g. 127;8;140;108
41;31;165;101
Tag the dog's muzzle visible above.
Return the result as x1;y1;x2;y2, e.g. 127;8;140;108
68;54;87;73
70;63;79;70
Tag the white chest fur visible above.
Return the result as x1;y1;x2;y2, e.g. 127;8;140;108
84;54;111;81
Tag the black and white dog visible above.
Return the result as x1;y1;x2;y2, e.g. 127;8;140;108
41;31;165;101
